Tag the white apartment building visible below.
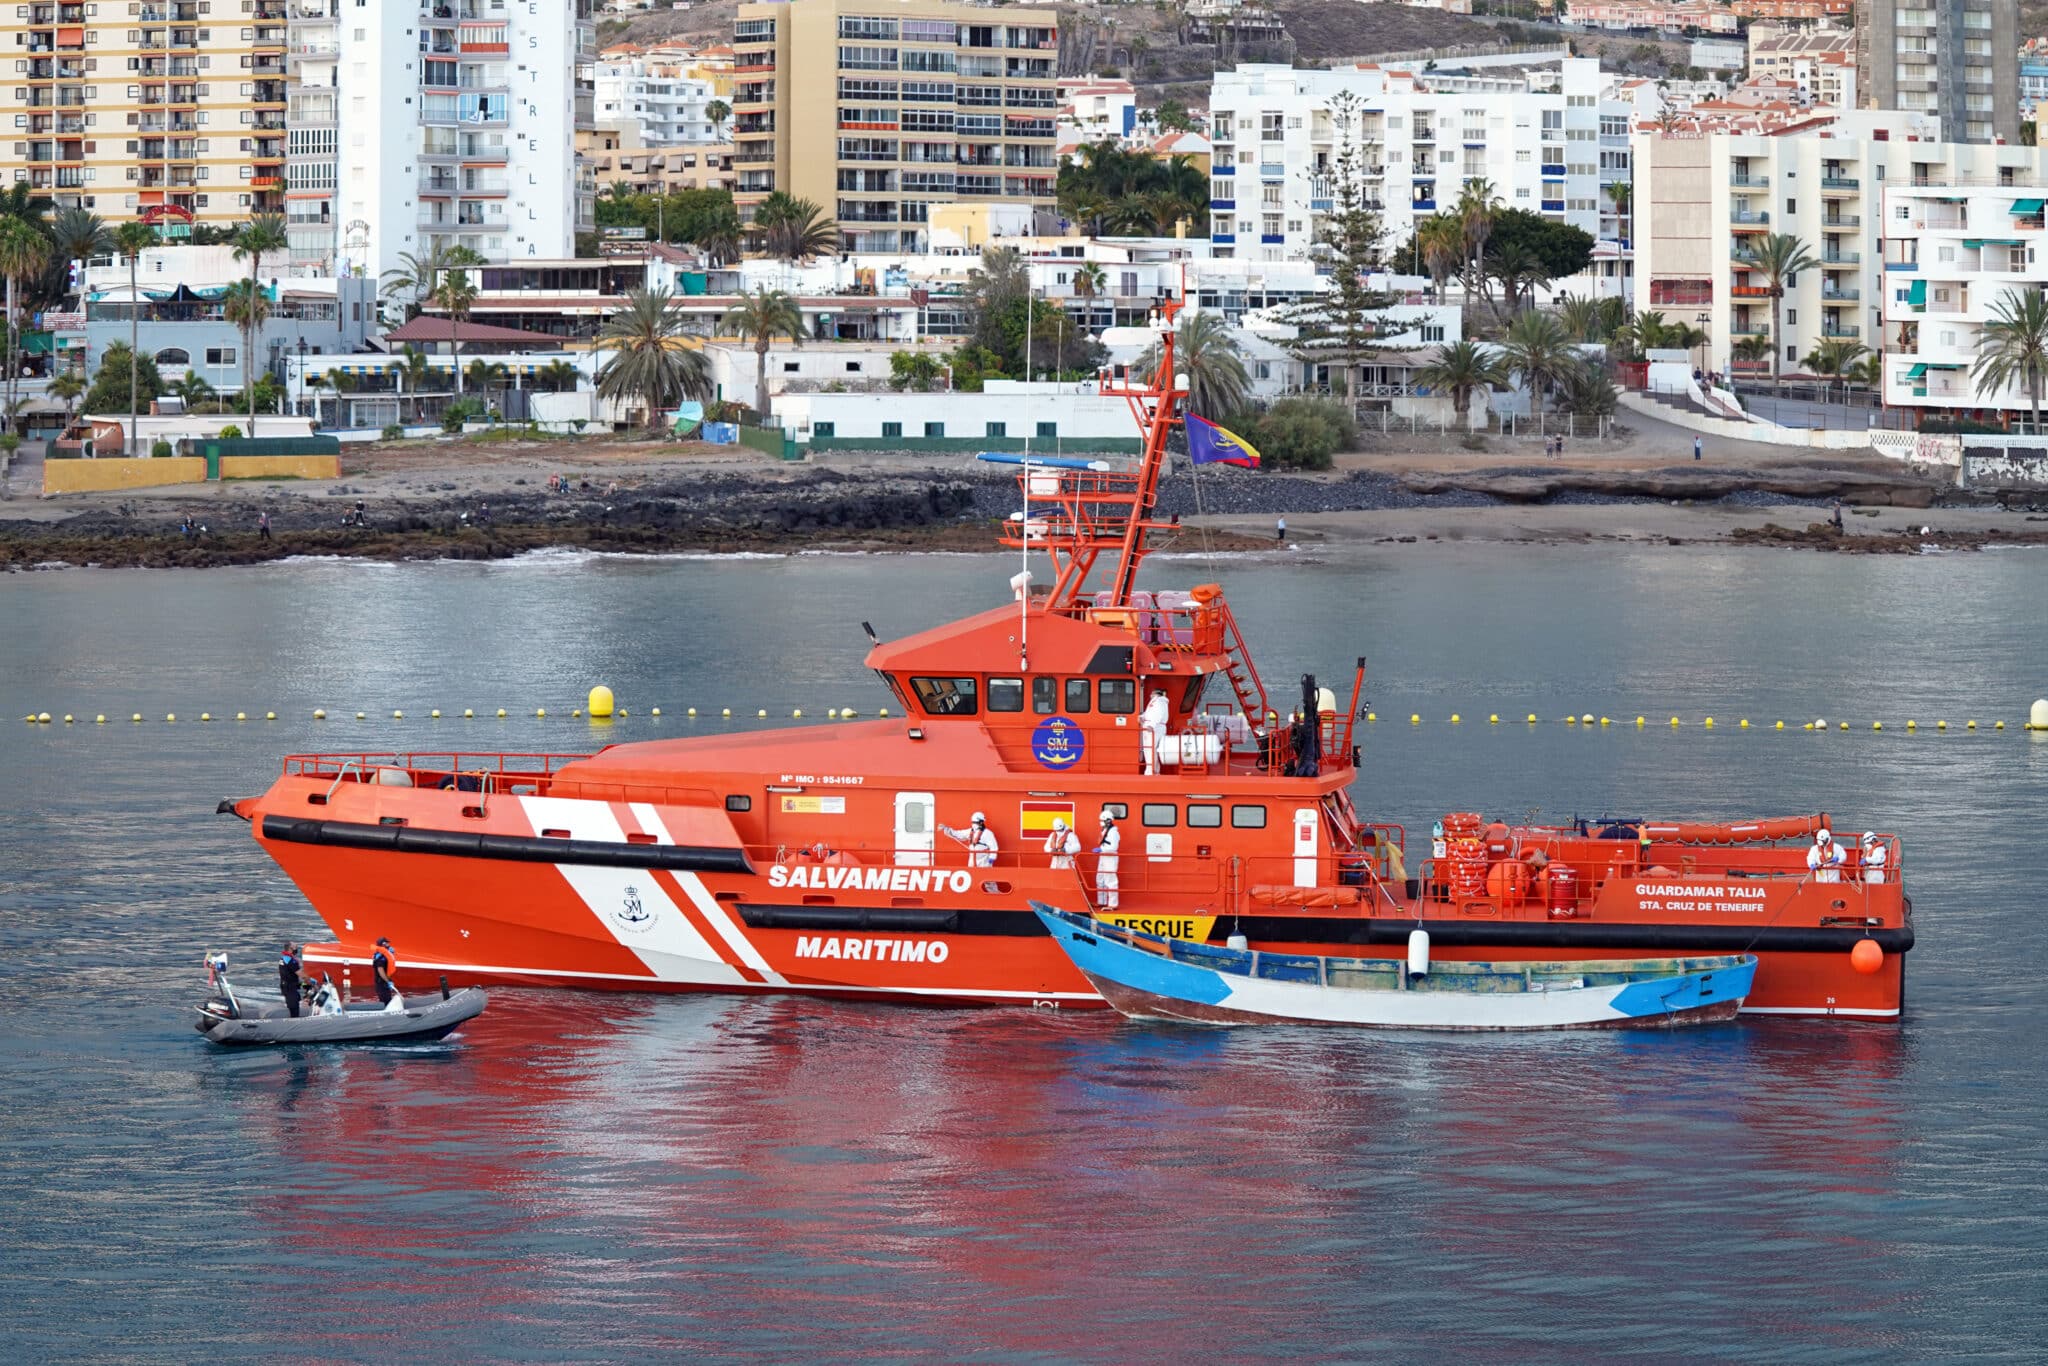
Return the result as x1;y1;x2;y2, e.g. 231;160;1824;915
1630;112;2048;381
592;56;722;146
1879;184;2048;425
1205;60;1629;267
335;0;598;284
287;0;341;273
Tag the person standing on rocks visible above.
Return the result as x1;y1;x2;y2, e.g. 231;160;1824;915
1694;436;1703;462
1276;515;1287;542
258;510;271;542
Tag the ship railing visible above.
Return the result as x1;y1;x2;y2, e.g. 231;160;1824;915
285;752;587;799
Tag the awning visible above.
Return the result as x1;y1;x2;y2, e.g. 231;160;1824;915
2011;198;2046;213
1906;279;1927;307
1962;239;2024;247
1903;363;1928;379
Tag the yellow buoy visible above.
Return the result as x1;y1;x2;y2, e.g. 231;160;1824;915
1599;717;1610;726
1489;713;1499;724
431;709;441;719
573;708;583;718
794;708;805;718
1670;716;1680;727
95;715;106;724
1774;721;1784;729
1635;716;1646;727
618;709;627;718
266;711;276;721
463;709;473;719
1967;720;1977;729
166;713;176;723
496;708;507;718
355;711;366;720
1995;720;2006;730
63;714;74;724
1366;712;1377;722
723;708;732;717
1566;715;1577;725
313;709;326;720
1873;721;1882;731
1937;720;1947;730
1450;713;1461;724
536;708;547;718
879;707;890;717
1739;719;1750;728
1704;717;1715;728
1802;723;1814;731
587;685;615;719
133;713;144;723
1410;713;1421;725
1838;721;1849;731
392;710;403;720
1526;714;1537;723
827;708;838;719
200;712;212;722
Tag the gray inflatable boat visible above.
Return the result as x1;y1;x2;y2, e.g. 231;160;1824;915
194;951;486;1047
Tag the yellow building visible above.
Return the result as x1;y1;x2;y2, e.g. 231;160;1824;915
0;1;286;230
732;0;1059;253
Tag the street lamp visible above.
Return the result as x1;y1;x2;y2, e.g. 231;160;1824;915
1695;311;1711;387
295;337;308;418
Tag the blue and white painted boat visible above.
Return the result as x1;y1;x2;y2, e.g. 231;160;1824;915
1032;906;1756;1030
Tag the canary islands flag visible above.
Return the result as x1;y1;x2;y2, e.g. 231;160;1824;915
1186;414;1262;468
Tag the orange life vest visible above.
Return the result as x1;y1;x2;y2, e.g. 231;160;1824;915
373;942;398;977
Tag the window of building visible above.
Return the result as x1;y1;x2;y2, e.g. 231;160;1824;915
911;676;979;715
1036;421;1056;438
987;678;1023;712
986;421;1006;437
154;347;189;365
1032;677;1057;714
882;420;902;439
1141;803;1177;827
1098;679;1136;714
1230;805;1268;829
1187;804;1222;828
924;421;944;437
205;346;235;365
1064;678;1091;713
814;421;834;438
1260;112;1283;141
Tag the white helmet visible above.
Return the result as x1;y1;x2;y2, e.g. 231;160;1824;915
1052;818;1067;832
1817;827;1833;844
1100;807;1117;823
971;811;986;826
1861;831;1877;845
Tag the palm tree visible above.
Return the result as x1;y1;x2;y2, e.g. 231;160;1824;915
394;343;433;422
465;359;510;419
1414;339;1506;429
222;279;273;433
1102;194;1156;236
111;221;157;454
1731;334;1773;373
1608;182;1632;246
380;245;452;319
230;215;288;436
0;182;53;229
758;195;839;262
1556;361;1619;423
432;262;481;396
1416;213;1463;302
1973;287;2048;435
170;372;215;411
537;358;580;393
595;286;713;428
704;98;730;141
720;286;806;417
325;369;358;427
47;366;84;428
1137;311;1248;419
1556;293;1604;343
1498;309;1575;433
0;217;49;437
48;207;109;305
1455;178;1499;303
1734;231;1817;394
1072;262;1106;308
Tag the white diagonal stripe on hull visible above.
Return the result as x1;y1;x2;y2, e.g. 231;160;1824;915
517;795;742;985
629;803;784;984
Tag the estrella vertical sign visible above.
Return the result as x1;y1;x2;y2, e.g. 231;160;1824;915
1031;715;1085;770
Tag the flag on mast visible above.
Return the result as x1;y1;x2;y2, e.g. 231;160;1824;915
1185;414;1262;468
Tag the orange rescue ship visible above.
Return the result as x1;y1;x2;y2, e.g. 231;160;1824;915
225;300;1911;1018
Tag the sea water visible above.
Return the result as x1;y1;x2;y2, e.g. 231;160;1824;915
2;545;2045;1359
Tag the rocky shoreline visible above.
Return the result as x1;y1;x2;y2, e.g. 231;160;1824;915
3;458;2038;569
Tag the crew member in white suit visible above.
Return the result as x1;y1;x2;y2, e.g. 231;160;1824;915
941;811;1000;868
1140;687;1171;774
1806;827;1845;883
1859;831;1887;884
1093;808;1122;909
1044;817;1081;870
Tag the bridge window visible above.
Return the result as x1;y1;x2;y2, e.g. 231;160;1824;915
1188;804;1222;828
1098;678;1136;714
1032;677;1057;713
987;677;1023;712
1141;803;1177;827
1231;804;1268;828
1064;678;1091;713
910;675;978;715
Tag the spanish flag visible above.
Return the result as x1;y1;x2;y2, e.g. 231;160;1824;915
1186;413;1262;468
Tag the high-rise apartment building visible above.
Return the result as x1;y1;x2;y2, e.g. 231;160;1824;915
0;1;288;230
285;0;339;273
731;0;1060;254
1206;60;1631;266
1854;0;2017;143
334;0;597;284
592;53;722;147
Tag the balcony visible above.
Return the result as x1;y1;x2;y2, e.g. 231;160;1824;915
1822;214;1861;228
1820;323;1860;339
1729;173;1769;188
1821;175;1860;192
1821;250;1861;265
1820;286;1861;302
1731;209;1770;229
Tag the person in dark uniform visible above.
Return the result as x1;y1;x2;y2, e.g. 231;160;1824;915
371;936;399;1005
278;943;304;1018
